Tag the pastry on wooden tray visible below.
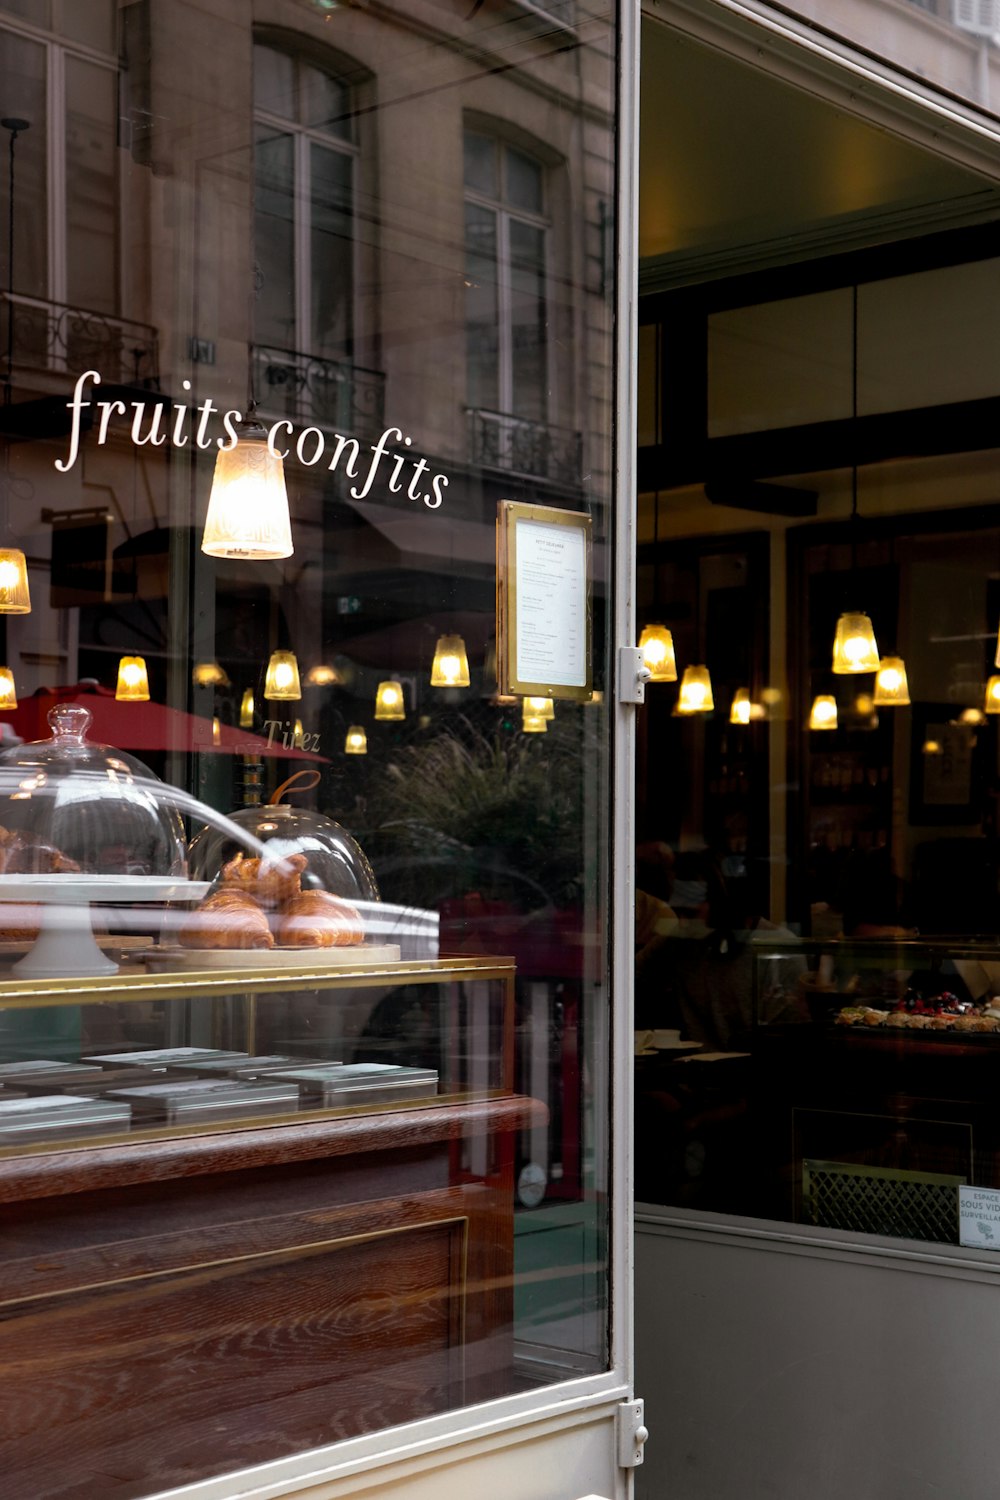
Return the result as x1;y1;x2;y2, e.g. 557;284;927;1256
275;889;364;948
178;889;274;950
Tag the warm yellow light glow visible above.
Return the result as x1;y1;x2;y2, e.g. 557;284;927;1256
375;679;405;720
761;686;782;706
292;718;304;747
239;688;254;728
0;666;16;710
306;664;339;687
986;676;1000;714
522;712;547;733
430;633;471;688
809;694;838;731
638;624;677;683
873;656;910;707
345;724;367;754
730;688;751;725
676;664;714;714
524;695;555;719
264;649;301;701
192;661;229;688
211;716;221;746
995;625;1000;671
115;655;149;702
960;707;987;726
201;425;293;560
0;548;30;614
832;611;880;674
922;738;943;755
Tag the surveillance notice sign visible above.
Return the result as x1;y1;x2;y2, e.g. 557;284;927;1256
959;1186;1000;1249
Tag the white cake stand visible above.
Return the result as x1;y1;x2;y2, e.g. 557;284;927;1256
0;876;211;979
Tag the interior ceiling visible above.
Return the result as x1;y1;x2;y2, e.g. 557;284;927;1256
639;20;1000;286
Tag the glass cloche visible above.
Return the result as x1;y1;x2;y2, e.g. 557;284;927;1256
187;788;379;904
0;703;187;877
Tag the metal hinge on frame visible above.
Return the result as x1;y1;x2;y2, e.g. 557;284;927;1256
618;646;651;705
616;1397;649;1469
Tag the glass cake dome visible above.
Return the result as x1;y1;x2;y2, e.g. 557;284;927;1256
187;796;379;904
0;703;187;877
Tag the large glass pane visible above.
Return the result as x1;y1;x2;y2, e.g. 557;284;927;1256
57;0;114;52
465;201;499;410
506;145;544;216
65;57;117;314
254;126;295;350
0;29;46;302
0;1;48;25
464;129;498;197
310;142;353;358
0;2;618;1492
509;217;547;421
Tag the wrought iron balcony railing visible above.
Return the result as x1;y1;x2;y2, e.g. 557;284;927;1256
253;344;386;439
1;291;159;387
466;406;583;489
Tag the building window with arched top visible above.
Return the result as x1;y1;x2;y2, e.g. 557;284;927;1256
464;128;549;425
253;41;357;363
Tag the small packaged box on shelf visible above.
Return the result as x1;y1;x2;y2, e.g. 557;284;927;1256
84;1048;252;1070
170;1054;341;1080
270;1062;439;1108
0;1094;131;1143
105;1077;300;1125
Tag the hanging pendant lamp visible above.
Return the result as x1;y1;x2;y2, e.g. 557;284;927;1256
960;707;987;726
430;633;471;688
116;655;149;702
264;649;301;701
192;661;229;688
523;695;555;720
239;688;254;728
0;124;30;615
374;680;405;720
202;416;293;560
873;656;910;707
345;724;367;755
0;666;16;709
306;664;338;687
676;664;714;714
638;624;677;683
985;676;1000;715
808;694;838;731
832;286;879;676
729;688;751;725
522;708;547;733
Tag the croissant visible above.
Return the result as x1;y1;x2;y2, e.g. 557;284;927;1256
276;889;364;948
179;889;274;949
220;852;306;908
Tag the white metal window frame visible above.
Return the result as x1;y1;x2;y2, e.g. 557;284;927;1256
0;9;118;311
140;0;641;1494
463;129;553;422
253;44;361;361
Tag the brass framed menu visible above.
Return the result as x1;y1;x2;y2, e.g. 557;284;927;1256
496;500;593;700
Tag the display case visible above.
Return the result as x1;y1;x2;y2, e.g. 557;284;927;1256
0;951;532;1500
750;938;1000;1245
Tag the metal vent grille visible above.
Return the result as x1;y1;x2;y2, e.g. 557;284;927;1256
801;1159;964;1243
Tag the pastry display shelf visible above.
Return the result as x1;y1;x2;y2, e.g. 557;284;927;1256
0;953;517;1009
0;875;210;979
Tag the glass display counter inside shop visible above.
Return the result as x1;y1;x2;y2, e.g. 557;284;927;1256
0;705;512;1152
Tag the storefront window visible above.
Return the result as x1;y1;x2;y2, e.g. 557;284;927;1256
0;0;619;1493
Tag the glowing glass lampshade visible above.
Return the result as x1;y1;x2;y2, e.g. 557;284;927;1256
264;649;301;701
345;724;367;755
922;738;943;755
522;711;547;733
676;665;714;714
211;716;221;746
116;655;149;702
831;611;880;674
430;633;471;688
0;547;30;613
306;664;339;687
730;688;751;725
192;661;229;688
0;667;16;710
374;680;405;720
960;707;987;726
201;420;293;560
638;624;677;683
523;695;555;720
873;656;910;707
985;676;1000;715
808;694;838;731
239;688;254;728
